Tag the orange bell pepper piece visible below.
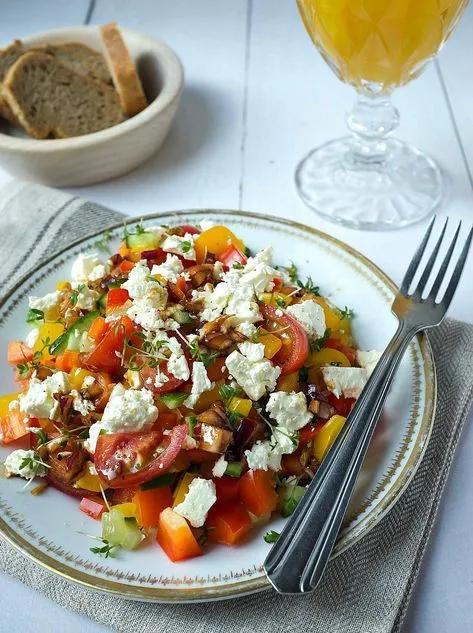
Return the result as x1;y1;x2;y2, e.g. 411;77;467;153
0;410;29;444
55;350;80;372
239;469;278;517
134;486;173;528
156;507;202;562
7;341;34;365
88;316;108;343
207;502;252;546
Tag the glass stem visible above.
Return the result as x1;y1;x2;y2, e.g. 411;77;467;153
345;93;400;168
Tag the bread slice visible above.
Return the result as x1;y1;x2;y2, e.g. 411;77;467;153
0;40;112;123
45;42;112;85
0;40;26;122
100;22;148;117
3;51;123;139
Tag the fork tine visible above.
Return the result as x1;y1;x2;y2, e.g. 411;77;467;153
439;226;473;308
400;217;436;295
414;218;448;297
428;221;461;300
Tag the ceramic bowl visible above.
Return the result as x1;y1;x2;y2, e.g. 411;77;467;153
0;210;436;602
0;26;184;186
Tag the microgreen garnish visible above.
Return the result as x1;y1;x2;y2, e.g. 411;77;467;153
26;308;44;324
94;229;113;254
232;262;244;270
310;328;331;353
275;296;287;309
16;338;51;378
296;276;320;296
20;452;50;475
285;262;298;283
338;306;354;320
69;284;86;307
32;428;49;446
264;530;280;543
90;539;119;558
218;384;241;402
181;240;192;254
186;415;197;437
124;332;167;371
188;339;219;368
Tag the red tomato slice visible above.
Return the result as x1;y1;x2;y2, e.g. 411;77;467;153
106;288;130;311
260;304;309;375
217;244;247;269
177;224;201;235
214;476;241;504
79;496;107;520
298;420;325;446
326;393;356;417
140;362;187;394
141;248;167;264
95;424;187;488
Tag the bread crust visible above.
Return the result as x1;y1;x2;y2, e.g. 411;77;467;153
100;22;148;117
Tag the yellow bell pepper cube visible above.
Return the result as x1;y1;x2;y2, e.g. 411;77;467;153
276;372;300;393
56;280;70;292
308;348;351;368
33;322;65;359
0;392;21;416
313;415;347;462
69;367;94;390
112;503;139;519
259;333;283;359
74;462;104;493
194;226;245;261
228;396;252;418
173;472;198;507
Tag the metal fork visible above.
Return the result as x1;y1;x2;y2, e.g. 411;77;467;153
264;217;473;595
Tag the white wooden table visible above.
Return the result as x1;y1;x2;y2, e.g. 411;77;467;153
0;2;472;631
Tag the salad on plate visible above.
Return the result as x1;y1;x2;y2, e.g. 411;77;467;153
0;221;380;561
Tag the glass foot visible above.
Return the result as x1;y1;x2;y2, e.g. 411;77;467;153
295;137;443;231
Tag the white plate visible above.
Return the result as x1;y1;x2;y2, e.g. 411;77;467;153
0;210;436;602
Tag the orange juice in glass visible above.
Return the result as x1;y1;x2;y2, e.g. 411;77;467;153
295;0;469;229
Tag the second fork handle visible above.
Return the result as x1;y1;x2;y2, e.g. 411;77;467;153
264;323;418;594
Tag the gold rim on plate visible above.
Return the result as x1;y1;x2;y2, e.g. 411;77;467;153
0;209;436;602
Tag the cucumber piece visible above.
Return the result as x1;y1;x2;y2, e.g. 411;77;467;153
140;473;176;491
97;294;107;311
126;231;160;253
224;461;243;478
172;309;193;325
49;310;99;356
102;509;144;550
159;392;188;410
278;484;306;517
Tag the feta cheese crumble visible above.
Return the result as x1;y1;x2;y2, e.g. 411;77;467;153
356;350;382;376
28;291;62;318
70;390;95;416
4;449;47;479
245;440;283;472
321;366;368;399
286;300;326;339
266;391;312;432
184;362;213;408
25;327;40;349
225;344;281;401
123;261;170;331
166;338;190;381
74;285;100;311
19;371;70;421
151;254;184;284
174;477;217;527
71;253;107;284
86;385;158;453
212;455;228;478
161;233;197;261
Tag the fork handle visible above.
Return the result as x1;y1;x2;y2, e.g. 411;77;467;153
264;322;417;594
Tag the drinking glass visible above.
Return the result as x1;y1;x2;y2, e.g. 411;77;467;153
295;0;469;230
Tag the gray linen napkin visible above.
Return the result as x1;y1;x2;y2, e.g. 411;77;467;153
0;180;472;633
